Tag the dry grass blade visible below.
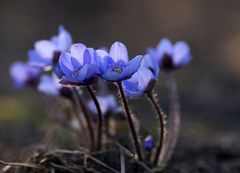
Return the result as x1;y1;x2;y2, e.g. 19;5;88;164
0;159;47;171
85;155;120;173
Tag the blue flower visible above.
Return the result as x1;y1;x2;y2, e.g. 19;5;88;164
87;95;120;116
28;26;72;68
10;61;41;88
58;43;98;85
96;42;142;81
148;38;191;70
122;55;159;97
143;135;154;151
38;74;72;98
38;74;62;96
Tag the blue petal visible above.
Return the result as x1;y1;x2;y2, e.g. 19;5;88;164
28;50;52;67
109;41;129;63
38;75;60;96
71;57;82;69
101;71;124;81
59;52;74;75
96;49;109;59
70;43;87;65
34;40;57;58
140;54;159;79
83;48;92;64
173;41;191;66
156;38;173;56
121;55;142;79
57;25;72;51
54;63;64;78
98;56;115;74
122;79;144;97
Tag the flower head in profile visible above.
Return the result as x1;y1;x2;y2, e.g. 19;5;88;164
28;26;72;68
58;43;98;85
87;95;120;116
122;54;159;97
38;74;72;99
96;42;142;81
148;38;191;70
143;135;154;151
10;61;41;88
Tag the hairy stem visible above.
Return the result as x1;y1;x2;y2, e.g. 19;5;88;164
86;86;102;150
72;87;95;150
146;90;167;167
158;72;180;169
116;81;143;161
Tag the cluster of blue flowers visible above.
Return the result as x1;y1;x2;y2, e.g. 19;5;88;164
10;26;191;97
9;26;191;166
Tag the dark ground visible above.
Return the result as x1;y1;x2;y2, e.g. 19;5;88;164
0;0;240;172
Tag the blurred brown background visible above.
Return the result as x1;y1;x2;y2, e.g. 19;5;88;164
0;0;240;160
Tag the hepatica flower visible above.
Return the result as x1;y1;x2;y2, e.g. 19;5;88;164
144;135;154;151
122;54;159;97
58;43;98;85
10;61;41;88
148;38;191;70
87;95;119;116
96;42;142;81
28;26;72;68
38;74;72;98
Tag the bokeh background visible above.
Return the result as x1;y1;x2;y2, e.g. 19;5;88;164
0;0;240;160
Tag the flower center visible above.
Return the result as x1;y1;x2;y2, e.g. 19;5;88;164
114;67;122;74
73;67;81;77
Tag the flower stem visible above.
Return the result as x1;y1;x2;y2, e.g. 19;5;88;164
146;90;167;167
116;81;143;161
71;88;88;142
86;86;102;150
158;72;180;169
72;87;95;150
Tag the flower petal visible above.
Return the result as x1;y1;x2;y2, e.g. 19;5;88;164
121;55;142;79
173;41;191;66
140;54;159;79
59;52;74;75
109;42;129;63
156;38;173;56
101;71;123;81
38;75;60;96
28;50;52;67
57;26;72;51
98;56;115;74
70;43;87;65
34;40;57;58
